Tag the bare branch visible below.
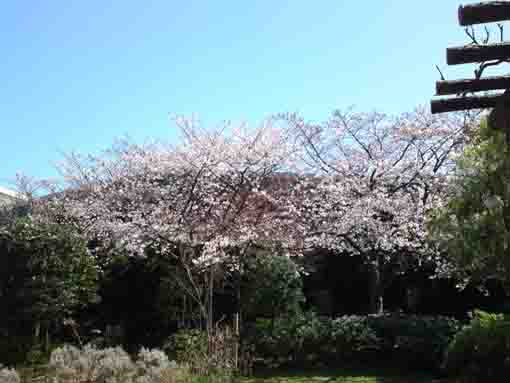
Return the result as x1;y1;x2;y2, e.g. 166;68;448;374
436;65;446;81
465;26;479;45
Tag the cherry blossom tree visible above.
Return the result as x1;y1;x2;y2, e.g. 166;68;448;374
22;106;478;319
34;118;304;335
281;107;478;313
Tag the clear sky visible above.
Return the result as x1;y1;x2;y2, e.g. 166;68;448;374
0;0;504;185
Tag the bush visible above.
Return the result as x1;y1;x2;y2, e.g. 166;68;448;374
241;254;305;320
443;310;510;381
0;334;34;366
163;330;207;364
0;218;99;363
328;315;381;362
163;328;237;380
247;312;459;370
247;311;323;366
367;313;460;370
0;368;20;383
48;344;191;383
49;344;135;383
248;312;380;367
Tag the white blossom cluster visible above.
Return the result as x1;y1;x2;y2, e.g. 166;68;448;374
36;119;304;271
28;109;474;282
282;108;475;273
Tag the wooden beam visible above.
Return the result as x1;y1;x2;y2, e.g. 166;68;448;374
436;75;510;95
447;42;510;65
431;92;506;114
459;2;510;26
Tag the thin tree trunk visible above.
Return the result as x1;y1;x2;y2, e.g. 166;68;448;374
34;321;41;345
208;265;214;337
45;325;50;352
234;313;239;370
234;254;243;370
368;254;384;314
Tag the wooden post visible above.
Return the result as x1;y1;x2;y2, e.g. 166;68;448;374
447;42;510;65
431;2;510;114
431;92;506;114
436;75;510;96
459;2;510;26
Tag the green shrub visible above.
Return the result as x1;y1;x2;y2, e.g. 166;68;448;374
0;218;99;364
163;329;208;364
0;334;33;366
247;312;459;370
443;310;510;381
368;313;460;370
247;311;326;366
163;328;237;380
241;254;305;320
328;316;381;362
248;312;381;367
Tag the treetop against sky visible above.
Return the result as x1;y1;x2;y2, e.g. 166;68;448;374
0;0;506;185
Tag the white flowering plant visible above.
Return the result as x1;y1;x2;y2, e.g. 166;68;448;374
48;344;187;383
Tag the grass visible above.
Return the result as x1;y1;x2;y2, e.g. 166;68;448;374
12;365;456;383
238;366;452;383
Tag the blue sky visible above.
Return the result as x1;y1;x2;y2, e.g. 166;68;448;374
0;1;502;185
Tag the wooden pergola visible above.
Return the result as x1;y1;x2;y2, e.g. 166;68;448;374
431;1;510;129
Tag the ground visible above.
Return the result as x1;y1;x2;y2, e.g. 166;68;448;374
239;367;451;383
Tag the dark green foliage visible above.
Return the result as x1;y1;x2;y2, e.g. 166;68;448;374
328;316;382;361
367;313;460;370
246;312;459;370
428;119;510;283
93;254;181;351
163;328;237;379
163;329;208;363
241;254;305;320
0;218;99;364
443;309;510;381
0;218;99;322
246;312;381;367
247;311;326;366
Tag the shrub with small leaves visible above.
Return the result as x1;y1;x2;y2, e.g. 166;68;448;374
367;313;460;370
248;311;329;366
329;315;381;361
163;328;237;380
163;329;207;364
0;368;20;383
443;310;510;381
49;344;135;383
48;344;191;383
247;312;459;369
135;348;177;383
137;347;173;371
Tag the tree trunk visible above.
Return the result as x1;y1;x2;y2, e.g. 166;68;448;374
234;255;243;370
44;325;50;352
207;265;214;337
33;321;41;350
368;254;384;314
